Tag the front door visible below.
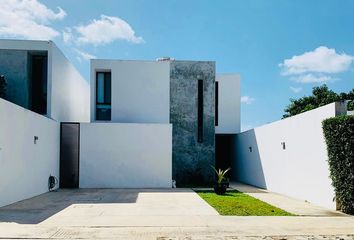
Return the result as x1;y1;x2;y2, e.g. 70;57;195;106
60;123;80;188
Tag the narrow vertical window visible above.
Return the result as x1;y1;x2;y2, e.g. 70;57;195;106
198;79;203;143
215;81;219;126
96;72;111;120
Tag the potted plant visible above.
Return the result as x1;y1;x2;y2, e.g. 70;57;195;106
212;167;231;195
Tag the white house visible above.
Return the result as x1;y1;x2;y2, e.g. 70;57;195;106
0;40;240;207
89;58;241;186
0;39;350;211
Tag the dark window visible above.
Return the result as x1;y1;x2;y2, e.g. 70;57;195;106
96;72;111;120
198;79;203;143
30;55;47;114
215;81;219;126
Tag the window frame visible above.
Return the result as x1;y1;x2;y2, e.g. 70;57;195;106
95;71;112;121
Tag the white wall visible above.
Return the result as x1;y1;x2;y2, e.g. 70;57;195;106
49;43;90;122
216;74;241;134
91;60;170;123
80;123;172;188
0;98;59;207
233;102;346;209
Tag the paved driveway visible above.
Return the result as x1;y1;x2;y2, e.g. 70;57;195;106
0;188;217;226
0;188;353;239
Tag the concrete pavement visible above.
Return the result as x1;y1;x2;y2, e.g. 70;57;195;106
0;188;353;239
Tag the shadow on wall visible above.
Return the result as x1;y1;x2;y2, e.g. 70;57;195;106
231;129;267;189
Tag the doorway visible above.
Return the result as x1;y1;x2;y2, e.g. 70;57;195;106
60;123;80;188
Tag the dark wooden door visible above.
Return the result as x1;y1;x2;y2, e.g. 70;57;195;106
60;123;80;188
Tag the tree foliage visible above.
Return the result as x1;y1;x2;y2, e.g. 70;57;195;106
283;85;354;118
0;75;7;99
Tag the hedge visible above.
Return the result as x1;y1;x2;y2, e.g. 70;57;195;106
322;115;354;214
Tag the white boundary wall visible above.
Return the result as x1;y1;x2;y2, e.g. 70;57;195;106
80;123;172;188
0;99;59;207
233;102;346;209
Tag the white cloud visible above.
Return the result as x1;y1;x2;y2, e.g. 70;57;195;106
0;0;66;40
279;46;354;84
290;74;333;83
241;96;255;105
280;46;354;75
74;48;96;62
75;15;143;45
289;86;302;93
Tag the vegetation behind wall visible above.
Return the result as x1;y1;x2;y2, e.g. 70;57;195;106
283;85;354;118
0;75;7;99
322;115;354;214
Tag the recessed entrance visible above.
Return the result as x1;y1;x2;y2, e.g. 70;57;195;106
60;123;80;188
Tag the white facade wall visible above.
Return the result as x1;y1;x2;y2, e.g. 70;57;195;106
216;74;241;134
90;60;170;123
233;102;346;209
0;99;59;207
49;43;90;122
79;123;172;188
0;39;90;122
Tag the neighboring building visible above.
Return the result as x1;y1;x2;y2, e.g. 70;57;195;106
0;39;90;122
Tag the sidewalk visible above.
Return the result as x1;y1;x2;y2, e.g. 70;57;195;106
0;216;354;239
230;182;346;216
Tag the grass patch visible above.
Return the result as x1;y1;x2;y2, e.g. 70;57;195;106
196;190;295;216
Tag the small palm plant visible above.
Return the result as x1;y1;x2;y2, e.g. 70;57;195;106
212;167;231;195
213;167;231;184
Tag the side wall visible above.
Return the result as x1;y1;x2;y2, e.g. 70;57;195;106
80;123;172;188
170;61;215;185
233;102;346;209
215;74;240;134
90;60;170;123
0;98;59;207
0;40;90;122
49;43;90;122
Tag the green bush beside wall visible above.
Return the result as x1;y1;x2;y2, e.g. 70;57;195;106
322;115;354;214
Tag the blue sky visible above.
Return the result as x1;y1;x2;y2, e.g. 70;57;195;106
1;0;354;130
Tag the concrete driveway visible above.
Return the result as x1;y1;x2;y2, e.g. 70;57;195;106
0;188;353;239
0;188;217;226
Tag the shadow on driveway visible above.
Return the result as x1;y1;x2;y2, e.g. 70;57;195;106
0;189;139;224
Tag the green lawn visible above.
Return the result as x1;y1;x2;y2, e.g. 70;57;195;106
196;190;295;216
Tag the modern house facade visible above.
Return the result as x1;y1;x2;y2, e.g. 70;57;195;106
90;58;240;185
0;39;350;211
0;39;240;207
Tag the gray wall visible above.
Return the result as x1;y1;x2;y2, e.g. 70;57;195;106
170;61;215;185
0;50;29;108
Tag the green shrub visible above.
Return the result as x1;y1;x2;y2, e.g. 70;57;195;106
322;115;354;214
348;100;354;111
